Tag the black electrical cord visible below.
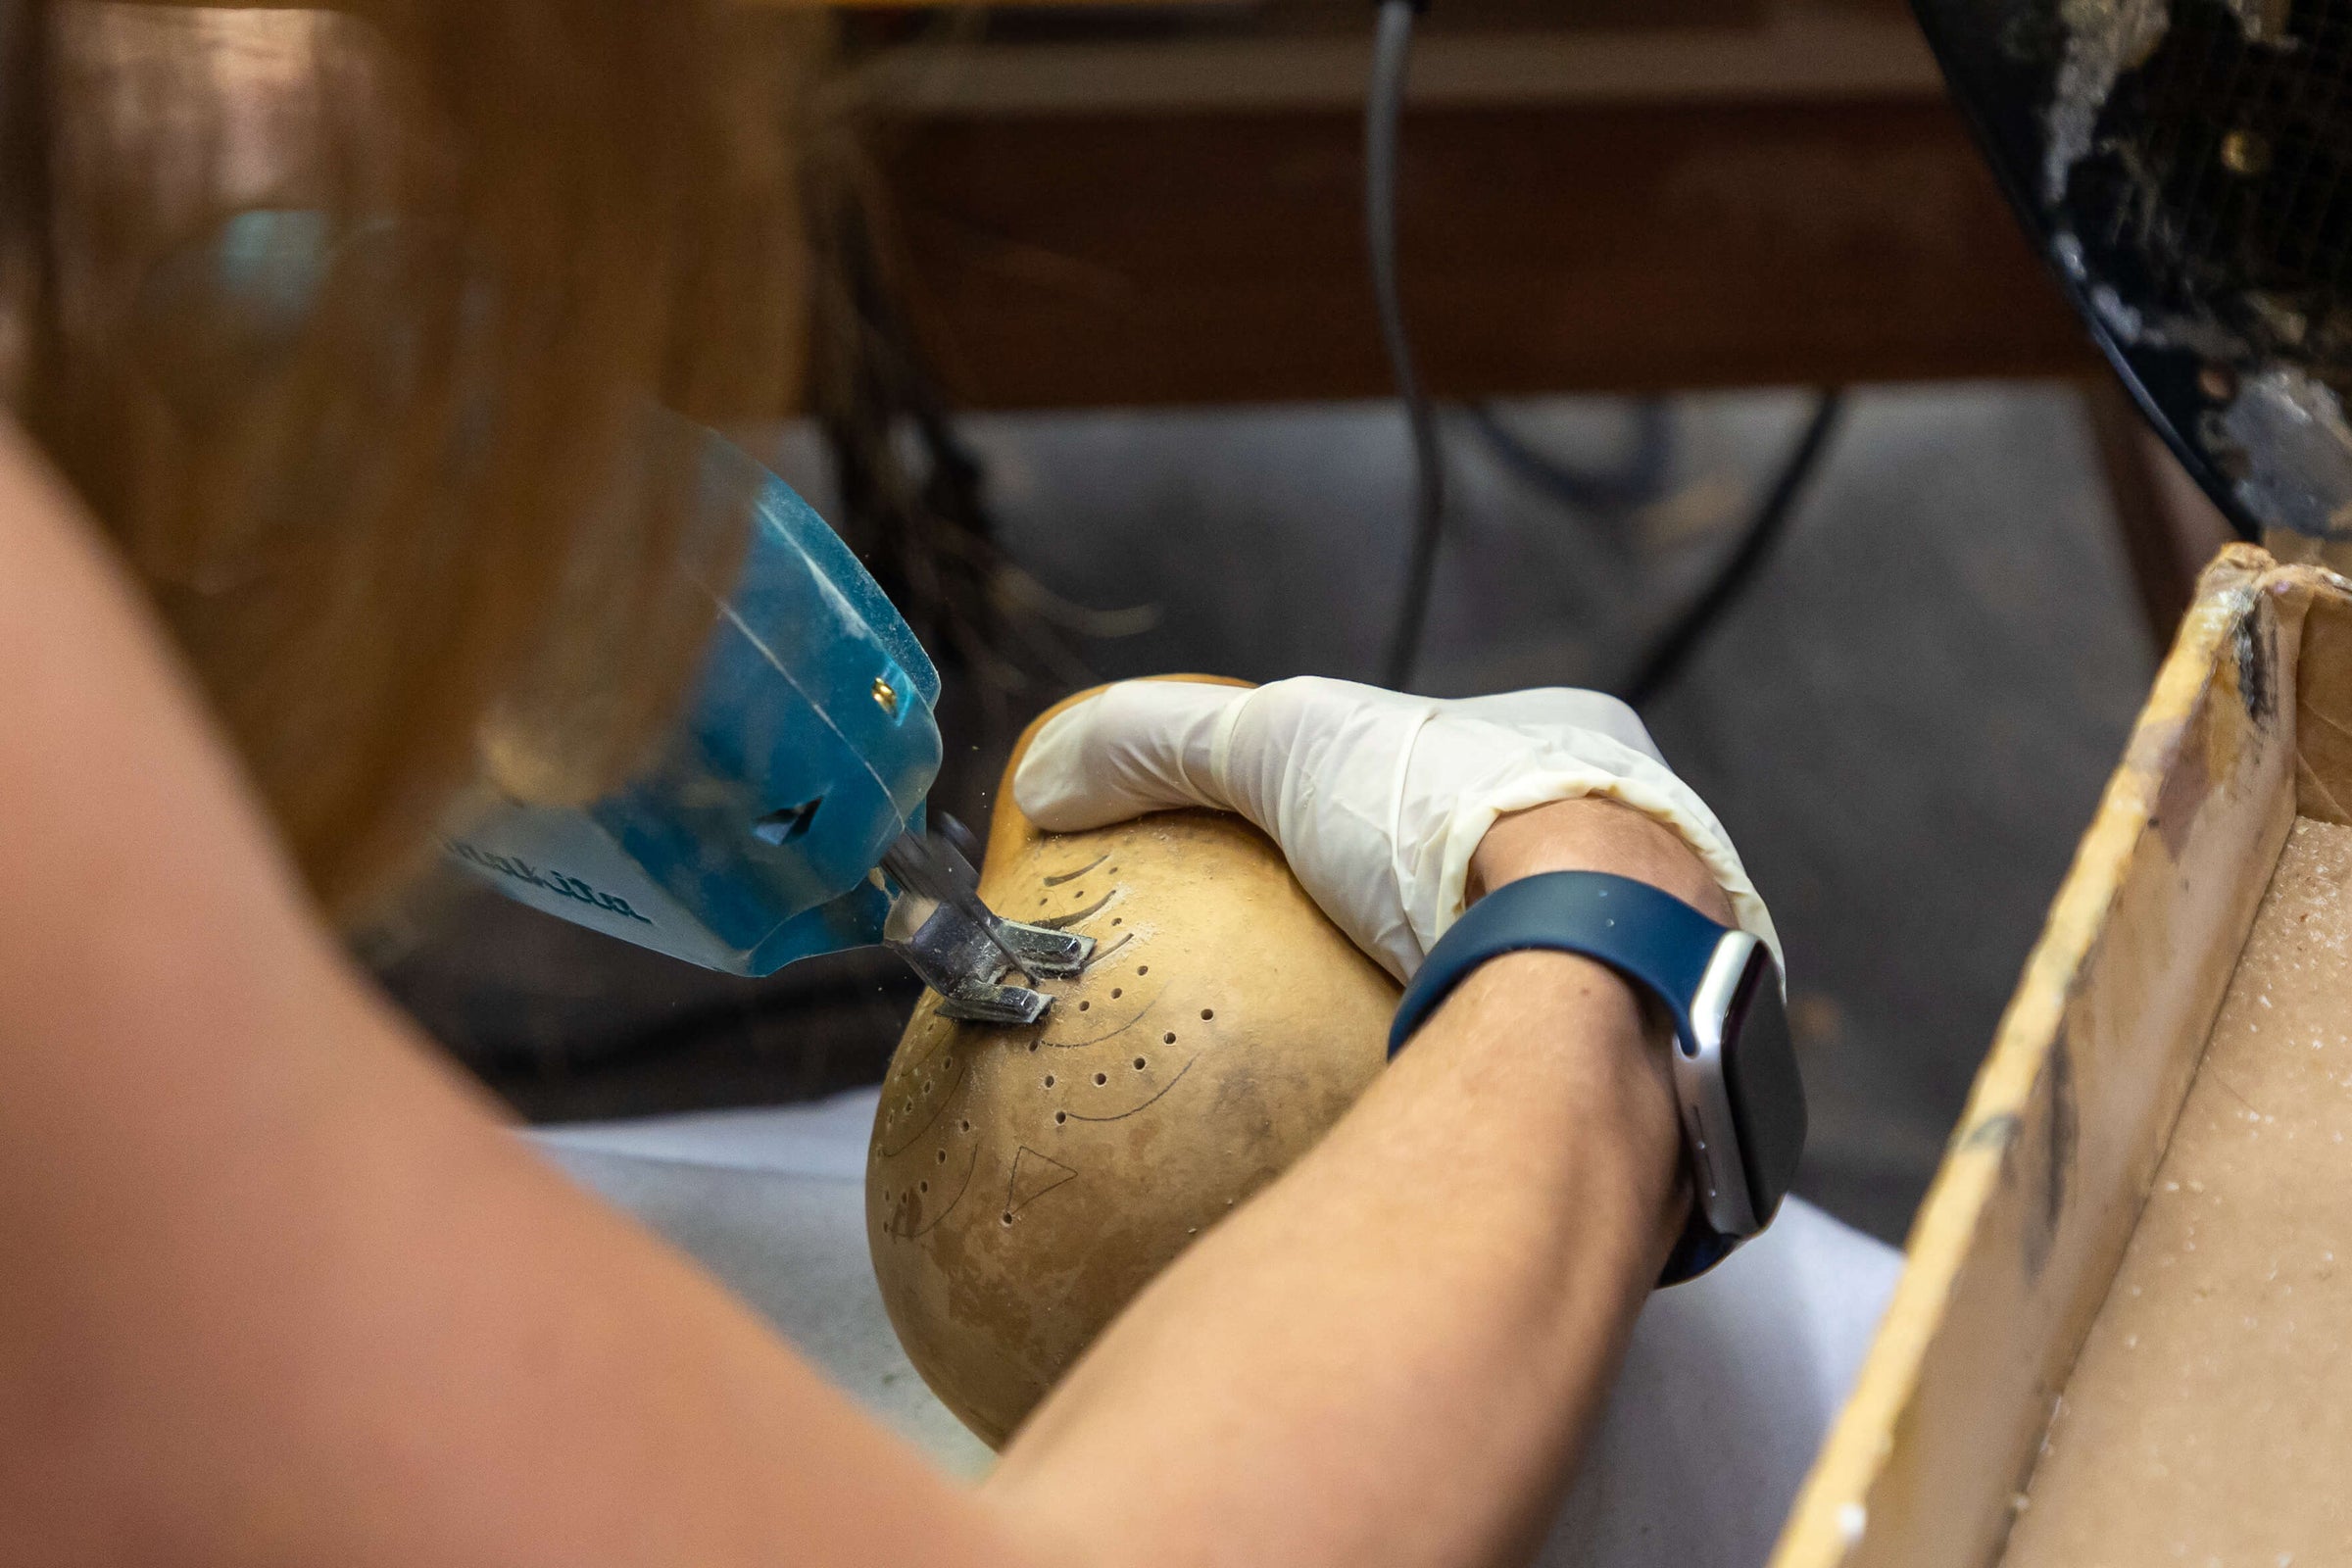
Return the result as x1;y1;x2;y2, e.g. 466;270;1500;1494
1367;0;1445;691
1617;390;1845;709
1466;399;1675;518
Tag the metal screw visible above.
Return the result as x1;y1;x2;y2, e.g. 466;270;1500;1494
871;676;899;716
2221;128;2272;177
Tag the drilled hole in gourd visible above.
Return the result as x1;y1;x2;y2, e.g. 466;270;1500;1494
1111;917;1123;926
1134;1056;1147;1070
1044;1075;1055;1088
936;1149;947;1164
1110;988;1123;999
1094;1073;1108;1085
1200;1008;1214;1020
1002;1213;1013;1225
1138;965;1150;975
1163;1032;1177;1045
919;1181;928;1193
1054;1111;1067;1124
1079;1001;1090;1011
1028;1042;1039;1053
958;1119;970;1133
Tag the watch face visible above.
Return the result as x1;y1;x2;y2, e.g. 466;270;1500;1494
1723;949;1807;1227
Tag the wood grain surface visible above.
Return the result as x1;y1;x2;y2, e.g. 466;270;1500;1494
2000;815;2352;1566
883;98;2095;408
1774;547;2326;1568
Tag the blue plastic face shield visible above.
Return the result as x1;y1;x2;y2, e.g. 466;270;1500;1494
143;210;949;975
444;427;946;975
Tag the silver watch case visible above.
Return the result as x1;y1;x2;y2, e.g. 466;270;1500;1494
1675;929;1797;1240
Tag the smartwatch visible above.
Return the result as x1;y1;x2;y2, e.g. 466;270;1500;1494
1387;870;1806;1284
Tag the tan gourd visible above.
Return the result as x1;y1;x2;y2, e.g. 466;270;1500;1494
865;680;1401;1446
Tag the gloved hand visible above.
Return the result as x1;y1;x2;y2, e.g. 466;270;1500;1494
1012;676;1778;984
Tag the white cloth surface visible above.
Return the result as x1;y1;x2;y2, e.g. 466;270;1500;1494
537;1094;995;1477
538;1087;1900;1564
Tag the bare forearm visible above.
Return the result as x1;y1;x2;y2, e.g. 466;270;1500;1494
986;802;1710;1568
0;427;995;1567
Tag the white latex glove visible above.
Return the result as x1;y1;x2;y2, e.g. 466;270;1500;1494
1012;677;1779;984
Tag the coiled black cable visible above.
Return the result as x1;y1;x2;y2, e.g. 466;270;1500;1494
1618;391;1844;707
1367;0;1444;690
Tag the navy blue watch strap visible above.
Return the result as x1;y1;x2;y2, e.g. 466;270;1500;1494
1389;870;1740;1285
1390;871;1727;1056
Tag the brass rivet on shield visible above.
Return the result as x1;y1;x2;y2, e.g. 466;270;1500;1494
2221;128;2272;177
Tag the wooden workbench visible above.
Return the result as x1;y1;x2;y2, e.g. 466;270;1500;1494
828;0;2095;408
1774;546;2352;1567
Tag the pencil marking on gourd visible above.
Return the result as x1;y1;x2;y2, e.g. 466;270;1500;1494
1063;1056;1198;1122
893;1145;980;1240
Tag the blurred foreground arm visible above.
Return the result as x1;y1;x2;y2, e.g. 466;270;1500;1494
0;421;996;1567
0;416;1740;1568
